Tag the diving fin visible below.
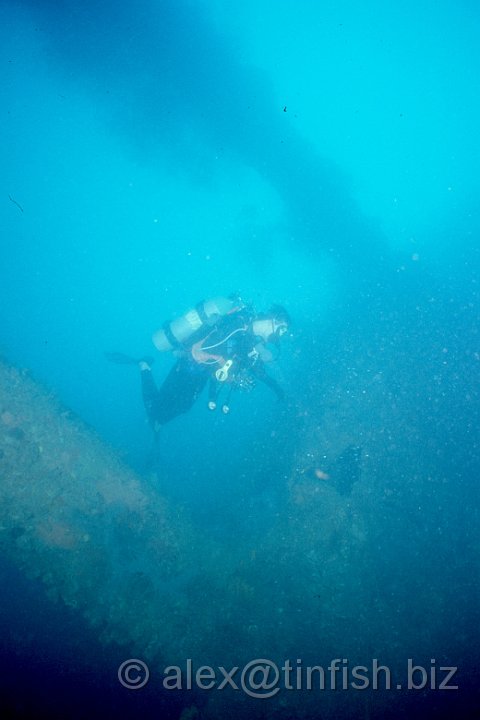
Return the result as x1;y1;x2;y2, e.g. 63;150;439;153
105;352;154;366
105;352;139;365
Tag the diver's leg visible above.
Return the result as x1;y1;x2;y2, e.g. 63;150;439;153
140;363;161;428
154;358;209;424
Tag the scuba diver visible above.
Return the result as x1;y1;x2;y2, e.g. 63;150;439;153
107;297;290;433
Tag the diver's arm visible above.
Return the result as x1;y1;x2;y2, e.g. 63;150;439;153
252;362;285;401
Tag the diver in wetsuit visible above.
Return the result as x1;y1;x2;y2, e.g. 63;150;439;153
138;303;289;430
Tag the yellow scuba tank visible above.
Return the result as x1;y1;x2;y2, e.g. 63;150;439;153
152;296;239;352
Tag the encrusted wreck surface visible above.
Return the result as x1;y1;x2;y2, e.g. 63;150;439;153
0;358;204;662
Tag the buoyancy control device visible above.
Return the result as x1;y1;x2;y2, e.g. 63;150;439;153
152;296;240;352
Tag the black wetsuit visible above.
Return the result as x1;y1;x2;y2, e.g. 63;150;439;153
141;312;284;428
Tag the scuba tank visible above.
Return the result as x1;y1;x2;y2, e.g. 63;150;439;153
152;296;241;352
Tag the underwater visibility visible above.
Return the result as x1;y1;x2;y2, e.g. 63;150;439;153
1;1;479;719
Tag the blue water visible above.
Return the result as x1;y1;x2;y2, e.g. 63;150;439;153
1;1;479;718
